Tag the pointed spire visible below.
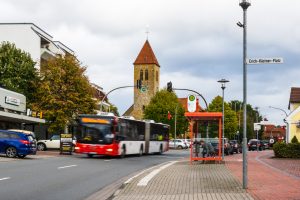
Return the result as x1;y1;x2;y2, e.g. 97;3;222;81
134;40;160;67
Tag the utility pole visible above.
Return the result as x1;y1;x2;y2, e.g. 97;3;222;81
239;0;251;189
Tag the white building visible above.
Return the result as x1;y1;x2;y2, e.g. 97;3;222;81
0;23;74;136
0;23;73;69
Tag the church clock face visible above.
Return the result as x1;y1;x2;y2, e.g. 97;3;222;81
140;86;148;93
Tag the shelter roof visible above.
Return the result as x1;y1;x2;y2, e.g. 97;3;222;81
185;112;222;121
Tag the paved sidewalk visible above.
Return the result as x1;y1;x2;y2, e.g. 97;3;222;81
226;150;300;200
112;161;253;200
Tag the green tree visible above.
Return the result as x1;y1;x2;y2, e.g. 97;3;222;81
0;42;39;103
208;96;238;139
229;100;263;141
31;55;97;133
144;89;188;138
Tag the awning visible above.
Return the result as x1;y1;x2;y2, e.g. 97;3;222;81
185;112;222;121
0;111;45;124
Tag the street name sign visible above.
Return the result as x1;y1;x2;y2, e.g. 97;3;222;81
247;57;283;65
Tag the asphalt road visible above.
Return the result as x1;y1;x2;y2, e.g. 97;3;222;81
0;149;189;200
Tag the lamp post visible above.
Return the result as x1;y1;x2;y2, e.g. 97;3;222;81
239;0;251;189
269;106;289;143
174;104;178;140
218;78;229;160
255;107;259;151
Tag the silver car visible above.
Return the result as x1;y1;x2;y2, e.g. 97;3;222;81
169;139;188;149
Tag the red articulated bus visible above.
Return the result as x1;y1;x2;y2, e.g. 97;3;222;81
74;113;169;158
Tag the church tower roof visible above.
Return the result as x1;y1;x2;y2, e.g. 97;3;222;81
133;40;160;67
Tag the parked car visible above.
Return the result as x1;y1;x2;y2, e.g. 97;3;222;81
37;134;76;151
0;129;37;158
183;139;191;148
8;129;37;140
224;138;233;155
207;139;232;156
229;140;242;153
248;139;264;151
169;139;188;149
261;140;270;149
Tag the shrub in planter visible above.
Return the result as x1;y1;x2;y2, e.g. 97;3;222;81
273;142;300;158
291;136;299;143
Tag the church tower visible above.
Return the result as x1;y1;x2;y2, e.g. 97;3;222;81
124;40;160;119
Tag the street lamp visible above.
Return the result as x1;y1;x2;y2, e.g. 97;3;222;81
269;106;289;143
218;78;229;160
255;107;259;151
239;0;251;189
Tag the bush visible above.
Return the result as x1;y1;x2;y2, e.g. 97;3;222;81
291;136;299;143
273;142;300;158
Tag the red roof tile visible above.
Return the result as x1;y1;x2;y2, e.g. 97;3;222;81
289;87;300;109
133;40;160;67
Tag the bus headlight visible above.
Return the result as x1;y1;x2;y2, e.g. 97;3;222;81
75;147;80;150
106;148;113;152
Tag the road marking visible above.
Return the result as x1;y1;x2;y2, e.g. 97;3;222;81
57;165;77;170
137;161;178;186
125;165;159;184
0;177;11;181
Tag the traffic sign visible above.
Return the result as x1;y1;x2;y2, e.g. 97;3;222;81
187;94;197;112
247;57;283;65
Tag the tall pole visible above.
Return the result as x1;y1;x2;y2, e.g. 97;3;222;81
174;104;178;140
240;0;251;189
218;78;229;160
255;107;259;152
222;86;225;160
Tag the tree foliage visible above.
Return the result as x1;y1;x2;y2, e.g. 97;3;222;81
208;96;238;139
31;55;96;133
0;42;39;103
229;100;263;140
144;89;188;138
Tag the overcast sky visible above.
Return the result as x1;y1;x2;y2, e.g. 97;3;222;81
1;0;300;125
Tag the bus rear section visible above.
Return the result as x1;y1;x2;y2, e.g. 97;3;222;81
147;122;169;154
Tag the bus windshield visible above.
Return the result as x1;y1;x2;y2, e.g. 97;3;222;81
78;123;113;144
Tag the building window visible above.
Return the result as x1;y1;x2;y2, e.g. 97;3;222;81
145;69;148;81
140;70;143;81
156;71;158;82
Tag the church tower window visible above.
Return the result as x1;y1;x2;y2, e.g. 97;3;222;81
145;69;148;81
140;69;143;80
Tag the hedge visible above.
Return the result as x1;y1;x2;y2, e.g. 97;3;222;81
273;142;300;158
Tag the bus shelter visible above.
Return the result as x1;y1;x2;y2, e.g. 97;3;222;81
185;112;223;163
